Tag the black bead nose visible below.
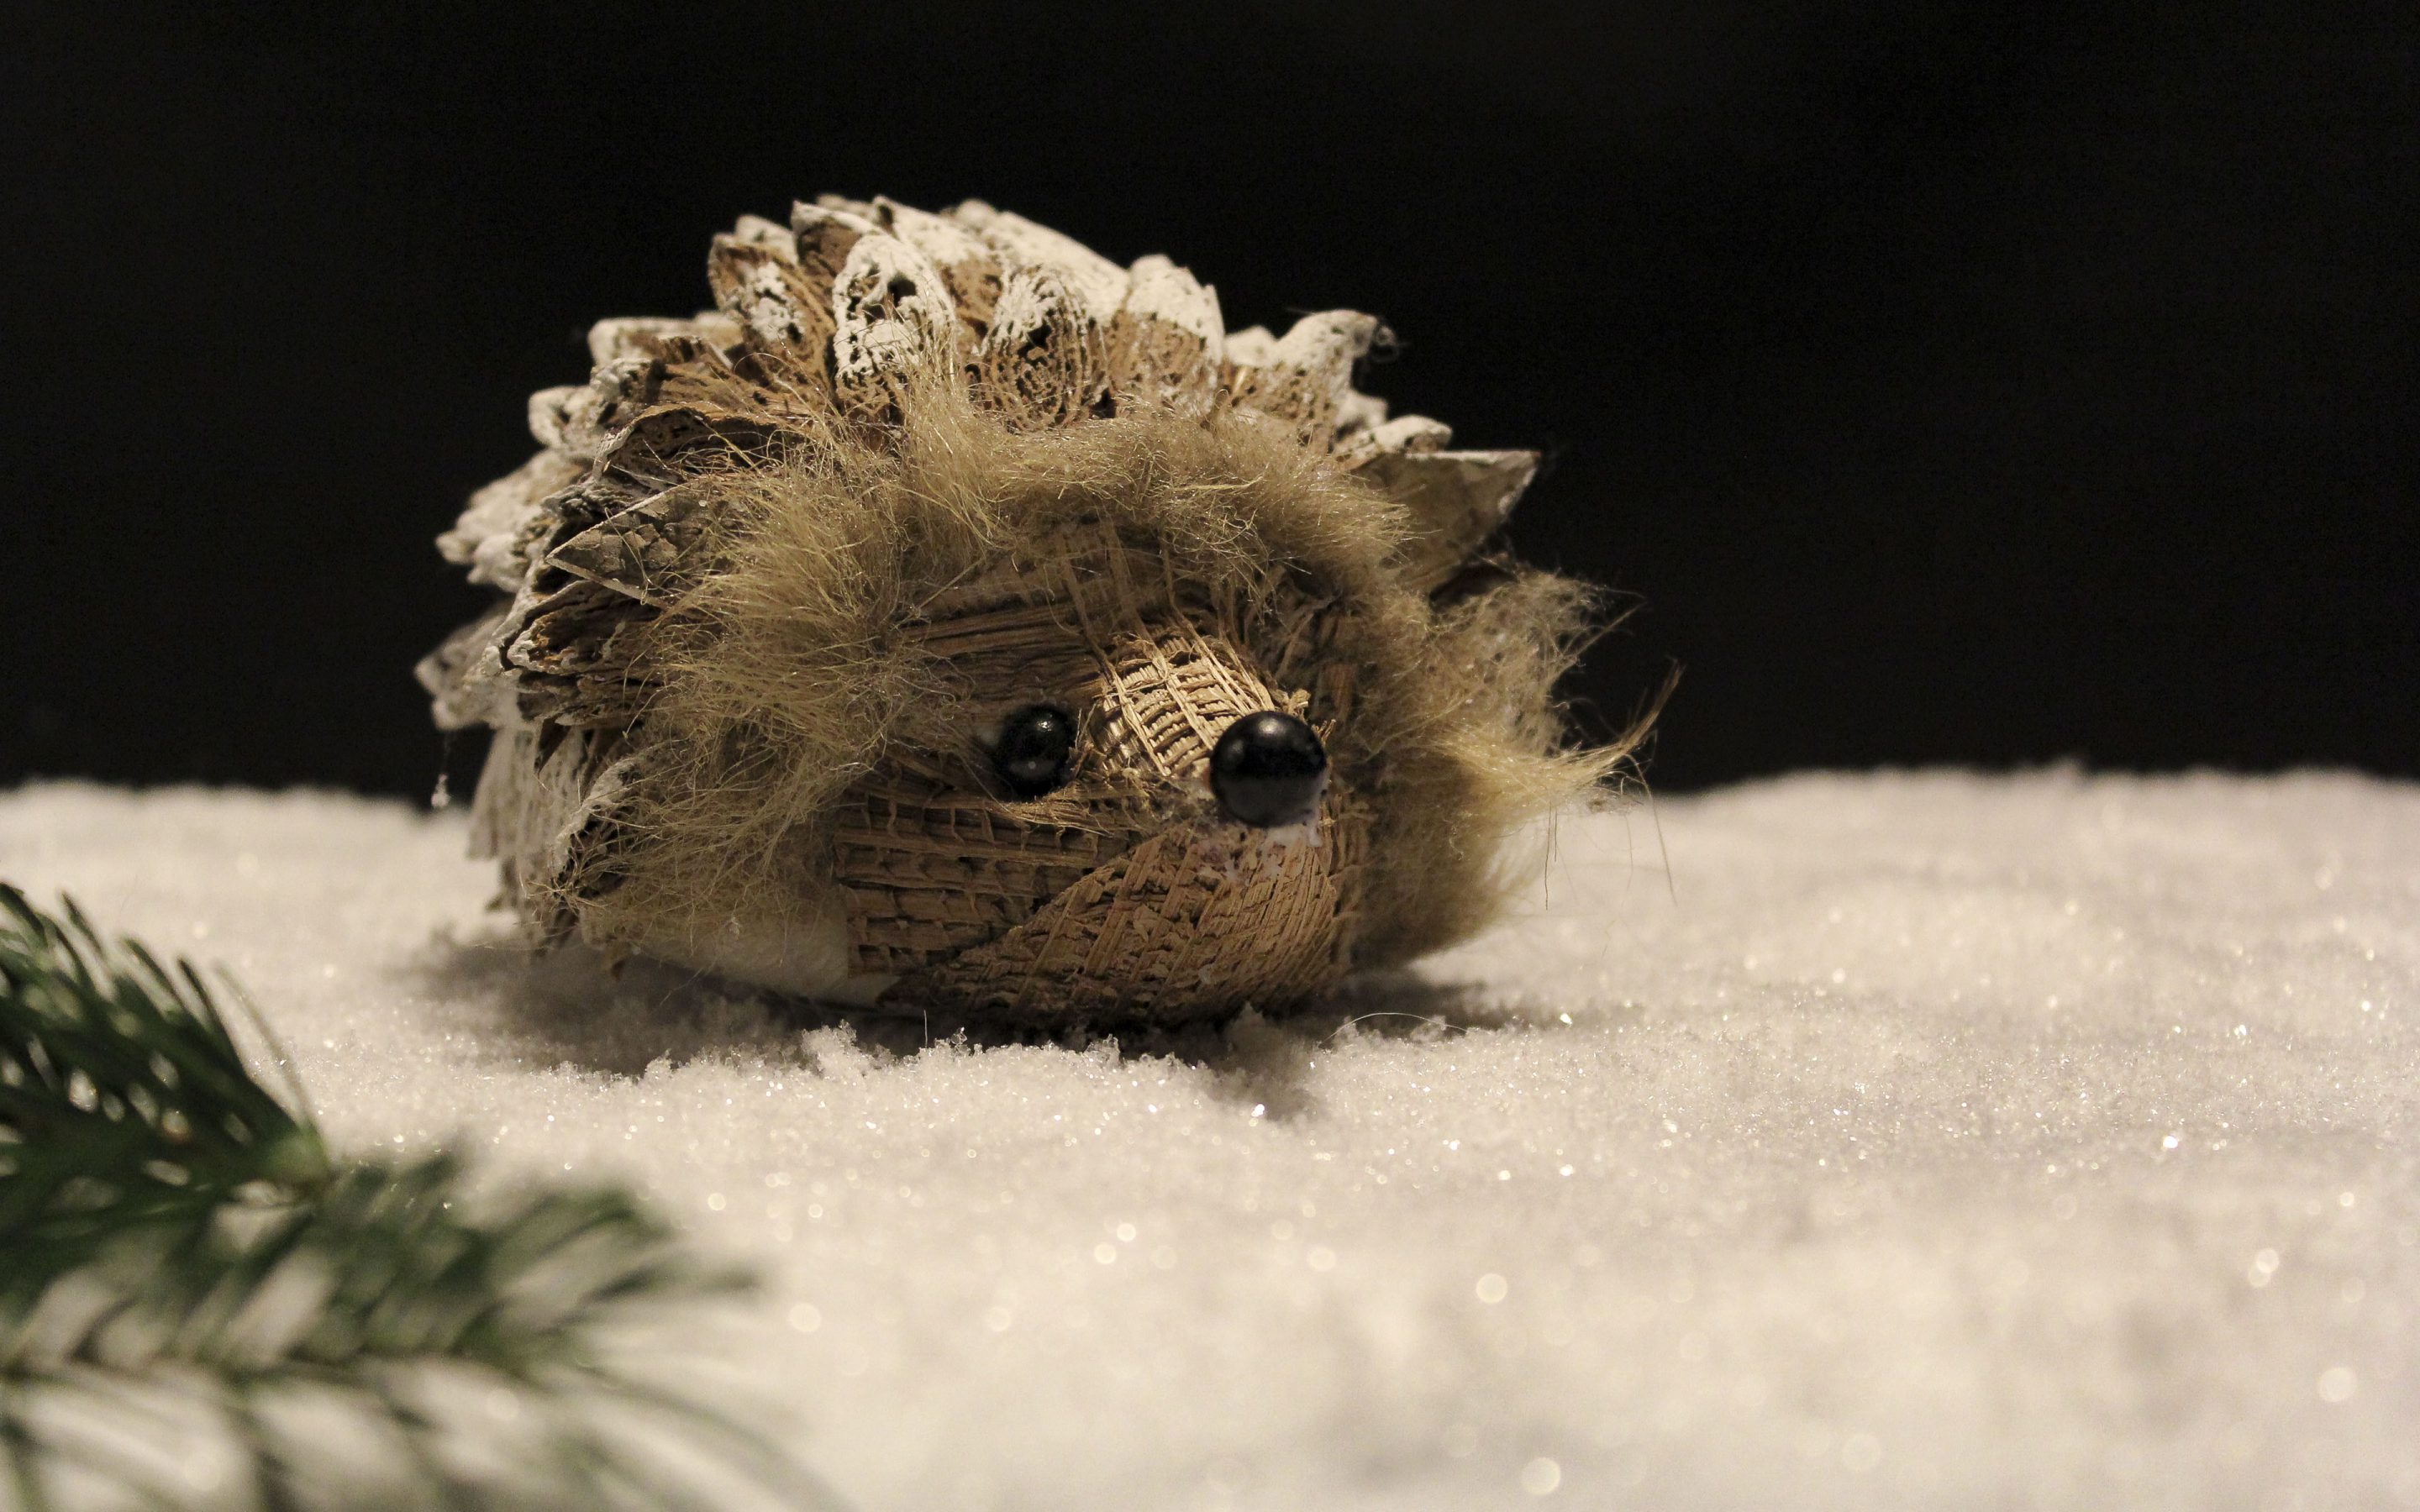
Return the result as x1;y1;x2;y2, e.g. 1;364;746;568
1210;711;1328;828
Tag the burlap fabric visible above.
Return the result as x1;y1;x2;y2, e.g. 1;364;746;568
831;527;1367;1018
420;195;1627;1024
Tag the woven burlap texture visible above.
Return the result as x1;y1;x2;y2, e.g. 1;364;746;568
419;194;1638;1023
833;526;1367;1018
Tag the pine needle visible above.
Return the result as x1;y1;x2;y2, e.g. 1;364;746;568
0;885;831;1511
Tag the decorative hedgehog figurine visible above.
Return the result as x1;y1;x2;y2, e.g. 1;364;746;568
421;195;1636;1024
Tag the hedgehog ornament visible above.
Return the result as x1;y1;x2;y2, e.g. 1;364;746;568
421;195;1638;1025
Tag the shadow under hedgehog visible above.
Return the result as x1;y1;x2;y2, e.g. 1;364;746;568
420;194;1643;1026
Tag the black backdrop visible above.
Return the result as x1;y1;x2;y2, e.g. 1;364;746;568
8;1;2413;795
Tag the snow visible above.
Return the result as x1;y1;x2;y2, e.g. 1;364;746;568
3;772;2416;1511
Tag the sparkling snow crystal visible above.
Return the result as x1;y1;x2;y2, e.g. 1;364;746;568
3;771;2413;1510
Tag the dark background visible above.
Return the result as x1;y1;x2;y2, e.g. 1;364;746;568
8;1;2414;796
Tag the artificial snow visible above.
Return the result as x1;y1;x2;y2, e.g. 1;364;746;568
2;772;2414;1511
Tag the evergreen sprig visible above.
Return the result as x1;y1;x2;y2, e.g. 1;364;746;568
0;885;826;1511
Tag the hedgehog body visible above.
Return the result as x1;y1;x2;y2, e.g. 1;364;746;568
422;195;1623;1024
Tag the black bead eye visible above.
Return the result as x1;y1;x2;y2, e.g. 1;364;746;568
992;704;1077;798
1210;711;1328;827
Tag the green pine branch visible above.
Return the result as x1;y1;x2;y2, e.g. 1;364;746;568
0;885;831;1511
